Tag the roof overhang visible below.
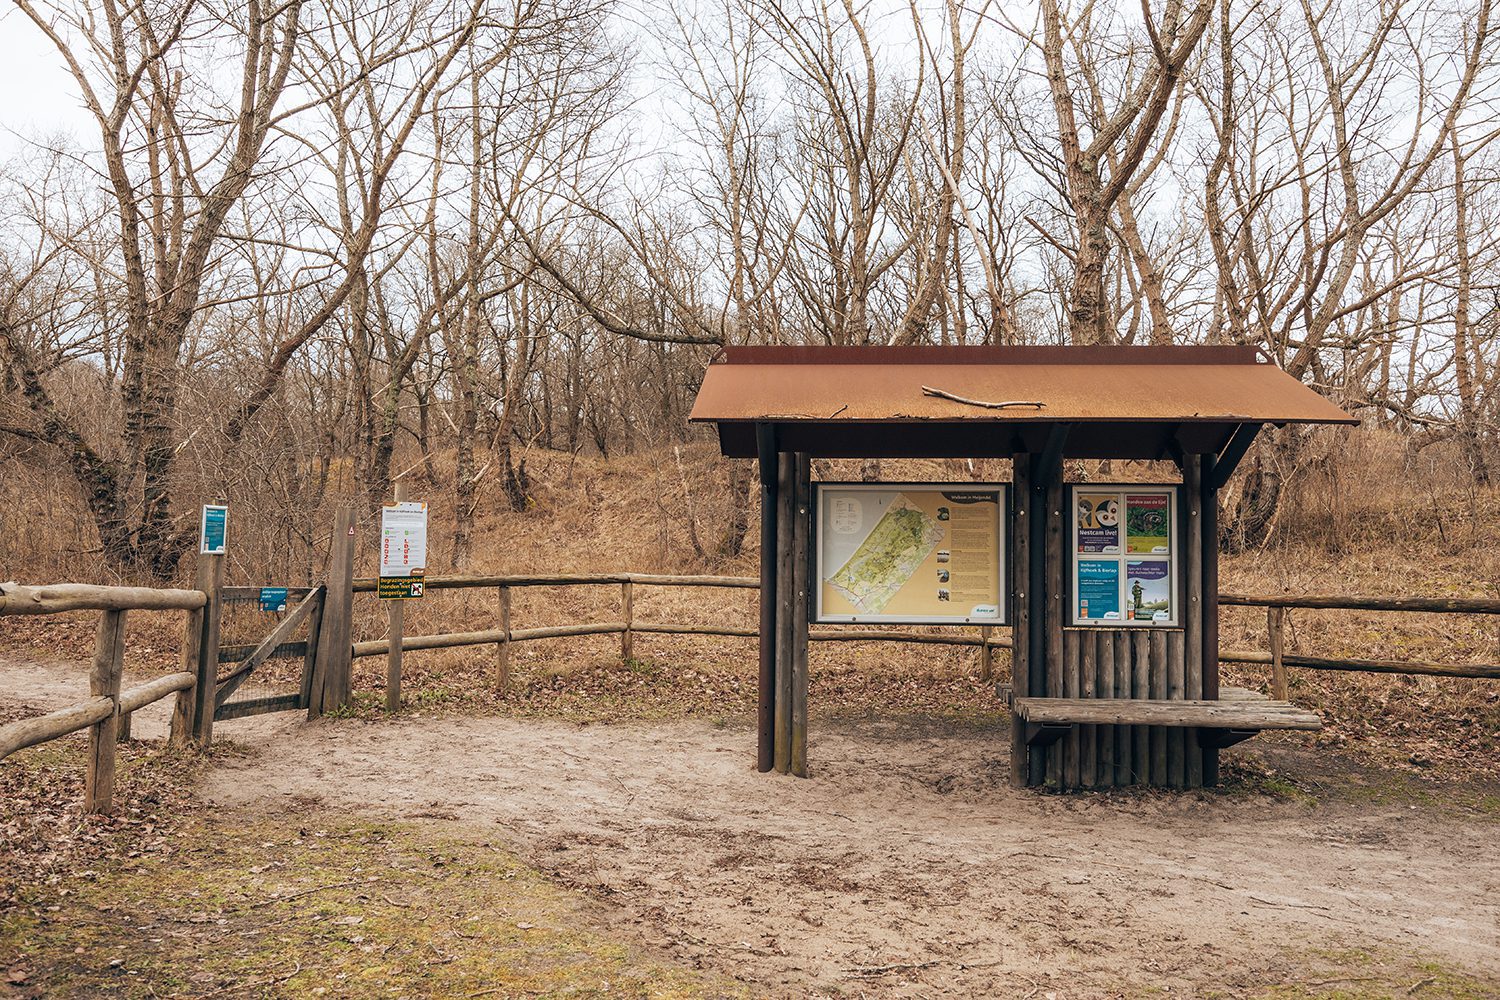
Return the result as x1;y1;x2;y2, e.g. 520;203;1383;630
689;345;1357;461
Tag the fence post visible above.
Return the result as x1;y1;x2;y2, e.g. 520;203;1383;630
191;554;226;747
496;585;511;692
310;505;355;718
85;609;128;814
621;580;634;662
170;556;211;746
386;483;406;712
980;625;993;681
1268;605;1288;700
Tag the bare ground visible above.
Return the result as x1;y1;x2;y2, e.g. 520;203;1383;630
3;653;1499;998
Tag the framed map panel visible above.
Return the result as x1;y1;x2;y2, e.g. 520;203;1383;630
814;483;1008;625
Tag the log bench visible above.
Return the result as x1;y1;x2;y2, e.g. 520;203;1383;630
1012;693;1322;749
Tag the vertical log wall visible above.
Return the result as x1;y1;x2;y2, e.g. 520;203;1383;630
1011;451;1221;789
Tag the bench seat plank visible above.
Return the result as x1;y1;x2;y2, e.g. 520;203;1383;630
1013;697;1321;731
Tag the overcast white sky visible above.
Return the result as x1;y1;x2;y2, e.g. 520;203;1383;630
0;10;95;157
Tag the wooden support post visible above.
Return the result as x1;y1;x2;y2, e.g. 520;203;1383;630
298;587;326;711
310;505;356;718
756;424;778;773
170;559;208;747
1184;455;1205;788
116;711;131;743
979;626;993;681
1149;629;1167;786
1167;630;1186;788
791;452;810;778
1201;452;1221;785
192;554;225;746
1045;474;1064;789
774;451;794;774
1268;605;1288;700
1009;452;1031;788
621;580;634;663
85;609;127;814
386;484;407;713
1114;631;1132;784
1097;631;1115;788
496;585;512;693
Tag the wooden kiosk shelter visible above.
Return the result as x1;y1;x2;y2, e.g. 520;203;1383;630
689;345;1357;789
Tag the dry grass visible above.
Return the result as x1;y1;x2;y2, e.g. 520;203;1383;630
2;430;1497;783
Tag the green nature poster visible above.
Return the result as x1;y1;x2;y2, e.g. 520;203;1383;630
1126;493;1170;553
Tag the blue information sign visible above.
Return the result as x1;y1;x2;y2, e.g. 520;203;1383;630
200;505;228;555
259;587;289;612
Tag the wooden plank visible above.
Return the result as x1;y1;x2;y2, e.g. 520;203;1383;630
1269;606;1288;699
1220;648;1500;680
0;582;205;616
1044;474;1063;789
1114;631;1132;785
621;580;634;662
118;672;195;714
774;451;794;774
979;625;993;680
193;555;226;747
1013;698;1322;730
85;609;127;814
1220;593;1500;614
1167;630;1186;789
1079;633;1096;788
1184;455;1204;788
299;589;325;711
496;585;512;692
1063;631;1080;789
214;587;324;708
310;505;355;718
1149;630;1167;786
1097;631;1115;788
170;555;211;748
791;452;810;778
1132;630;1151;785
1009;452;1030;788
215;693;303;721
0;697;114;760
352;622;628;657
351;572;761;593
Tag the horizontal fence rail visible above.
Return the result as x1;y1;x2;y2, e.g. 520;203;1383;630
0;579;216;815
349;573;1500;686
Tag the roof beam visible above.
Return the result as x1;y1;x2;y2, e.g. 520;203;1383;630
1212;423;1264;489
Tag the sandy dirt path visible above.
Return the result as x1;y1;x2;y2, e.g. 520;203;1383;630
4;654;1497;997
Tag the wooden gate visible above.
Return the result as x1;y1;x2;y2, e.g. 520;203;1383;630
213;586;326;721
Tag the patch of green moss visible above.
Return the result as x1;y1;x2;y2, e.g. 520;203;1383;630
3;814;750;999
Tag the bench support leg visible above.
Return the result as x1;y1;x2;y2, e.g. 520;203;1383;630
1025;722;1072;748
1197;728;1260;750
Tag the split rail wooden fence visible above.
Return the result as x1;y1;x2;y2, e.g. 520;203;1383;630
349;572;1500;690
0;580;212;814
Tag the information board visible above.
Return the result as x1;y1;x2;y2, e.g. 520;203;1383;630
1070;485;1177;626
815;483;1006;625
379;501;428;600
199;505;228;555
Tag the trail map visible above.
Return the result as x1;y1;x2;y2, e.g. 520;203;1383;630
826;496;946;613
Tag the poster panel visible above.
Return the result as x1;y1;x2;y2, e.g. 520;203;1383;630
1075;493;1121;553
1124;560;1172;622
815;483;1006;624
1077;559;1121;622
199;504;228;555
379;501;428;600
1069;485;1178;627
1126;493;1171;553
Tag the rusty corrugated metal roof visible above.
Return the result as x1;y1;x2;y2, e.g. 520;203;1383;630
688;345;1357;426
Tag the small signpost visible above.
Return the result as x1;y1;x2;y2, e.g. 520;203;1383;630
379;488;426;711
378;500;428;600
199;505;228;555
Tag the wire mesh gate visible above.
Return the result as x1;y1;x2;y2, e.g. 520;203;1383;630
213;586;326;721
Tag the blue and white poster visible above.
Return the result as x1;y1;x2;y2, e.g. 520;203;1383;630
1077;559;1120;621
200;504;228;555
